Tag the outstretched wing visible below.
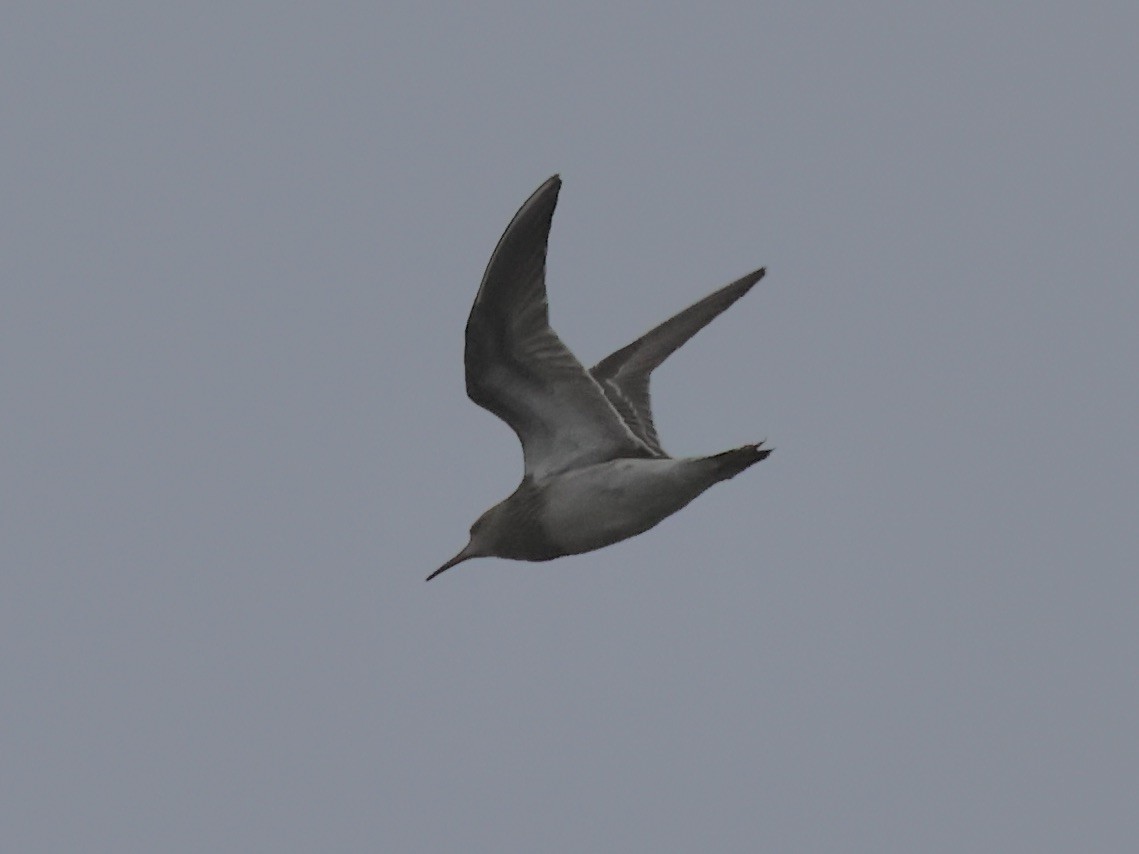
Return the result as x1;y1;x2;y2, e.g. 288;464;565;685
464;175;656;480
590;268;765;454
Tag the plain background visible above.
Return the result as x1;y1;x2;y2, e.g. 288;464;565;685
3;3;1137;851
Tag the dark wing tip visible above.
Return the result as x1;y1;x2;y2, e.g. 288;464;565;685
712;266;766;305
519;173;561;215
530;174;561;204
739;266;766;291
470;175;565;315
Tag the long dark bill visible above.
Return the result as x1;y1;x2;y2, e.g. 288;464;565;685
426;545;474;582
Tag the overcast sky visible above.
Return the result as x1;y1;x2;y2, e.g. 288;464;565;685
4;3;1137;851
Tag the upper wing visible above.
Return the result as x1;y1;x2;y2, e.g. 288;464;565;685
590;267;765;454
464;175;656;480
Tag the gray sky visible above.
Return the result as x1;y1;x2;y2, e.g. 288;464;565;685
3;3;1137;851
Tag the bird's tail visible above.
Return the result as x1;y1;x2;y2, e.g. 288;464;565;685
709;442;772;480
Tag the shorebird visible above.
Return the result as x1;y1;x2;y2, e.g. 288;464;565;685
428;175;771;581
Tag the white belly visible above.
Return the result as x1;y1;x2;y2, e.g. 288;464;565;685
539;458;717;555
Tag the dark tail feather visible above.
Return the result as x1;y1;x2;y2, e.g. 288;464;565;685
710;442;772;480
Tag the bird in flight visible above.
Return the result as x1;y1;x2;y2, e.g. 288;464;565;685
429;175;770;581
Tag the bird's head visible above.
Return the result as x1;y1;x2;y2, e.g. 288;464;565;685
426;504;506;581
